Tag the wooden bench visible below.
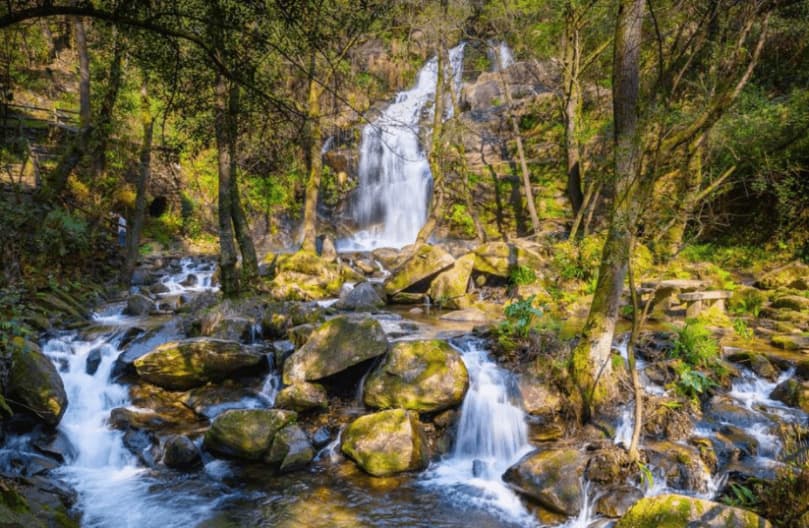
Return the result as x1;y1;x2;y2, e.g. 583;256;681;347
678;290;732;318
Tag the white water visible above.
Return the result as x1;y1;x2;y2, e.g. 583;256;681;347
156;257;218;295
423;338;537;526
42;261;224;527
339;43;466;251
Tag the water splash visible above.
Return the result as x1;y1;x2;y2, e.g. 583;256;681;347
338;43;466;251
422;338;537;526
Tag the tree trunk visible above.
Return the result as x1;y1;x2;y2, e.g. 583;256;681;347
562;11;584;216
91;29;123;182
124;79;153;283
300;72;323;253
73;17;91;131
415;43;447;246
226;84;259;282
214;73;239;297
570;0;645;423
495;50;540;235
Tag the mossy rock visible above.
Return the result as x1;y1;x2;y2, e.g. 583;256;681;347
615;493;771;528
275;382;328;412
755;261;809;290
264;424;314;472
428;253;475;309
282;316;388;384
133;338;265;390
643;441;712;493
770;334;809;351
268;251;344;301
203;409;296;460
472;241;543;278
771;294;809;312
0;476;80;528
384;244;455;295
335;282;386;311
7;341;68;426
363;340;469;413
341;409;429;477
502;448;587;516
770;378;809;413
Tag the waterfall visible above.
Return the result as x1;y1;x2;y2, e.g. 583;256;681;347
422;338;537;526
43;261;224;527
338;43;466;251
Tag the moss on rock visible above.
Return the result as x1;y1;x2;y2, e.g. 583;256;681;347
615;494;771;528
341;409;429;477
282;316;388;384
428;253;475;309
7;340;67;426
203;409;296;460
384;244;455;295
275;382;328;412
363;340;469;413
502;448;587;516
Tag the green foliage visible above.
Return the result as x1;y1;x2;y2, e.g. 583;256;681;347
732;318;754;340
722;482;758;508
729;288;765;317
447;204;477;238
39;209;90;258
509;265;537;286
673;365;717;399
552;235;604;281
672;319;720;368
501;296;544;338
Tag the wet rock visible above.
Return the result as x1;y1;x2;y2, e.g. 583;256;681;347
7;341;68;426
180;381;265;419
264;424;314;472
585;446;634;485
125;293;157;316
472;241;544;278
272;340;295;366
335;282;386;311
199;314;253;343
275;382;328;412
643;441;712;493
725;350;779;381
0;475;81;527
131;267;158;286
518;372;563;418
704;395;759;427
384;244;455;295
771;334;809;351
428;253;475;309
162;435;201;469
282;316;388;384
642;396;694;441
770;378;809;412
85;347;102;376
312;427;332;449
180;273;199;287
122;428;158;466
372;247;409;270
133;338;265;390
595;485;644;518
341;409;429;477
635;331;675;362
503;448;587;516
390;292;427;304
363;340;468;413
203;409;296;460
615;494;771;528
32;430;77;463
150;282;170;295
472;459;487;478
717;425;760;458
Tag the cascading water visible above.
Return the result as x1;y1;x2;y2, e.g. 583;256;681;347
42;260;225;527
339;43;466;251
423;338;537;526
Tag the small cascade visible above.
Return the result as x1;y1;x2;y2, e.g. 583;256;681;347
560;479;599;528
157;257;218;295
339;43;466;251
423;338;537;526
316;425;345;464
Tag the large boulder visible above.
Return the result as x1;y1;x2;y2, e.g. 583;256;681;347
384;244;455;295
162;435;201;469
427;253;475;309
341;409;429;477
203;409;296;460
275;382;328;412
770;378;809;413
268;251;344;301
503;448;587;516
754;261;809;290
363;340;469;413
125;293;157;316
133;338;265;390
615;494;771;528
264;424;314;472
643;441;712;493
282;316;388;384
335;282;386;311
7;341;68;426
472;241;544;278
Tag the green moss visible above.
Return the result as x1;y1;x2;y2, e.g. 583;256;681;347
616;494;770;528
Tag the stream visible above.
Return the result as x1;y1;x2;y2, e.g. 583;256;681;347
7;257;803;527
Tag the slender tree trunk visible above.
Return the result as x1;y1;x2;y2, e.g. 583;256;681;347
416;43;447;246
91;29;123;181
495;50;540;235
562;11;585;217
626;237;643;459
300;71;323;253
214;73;239;297
227;84;258;282
73;18;91;131
570;0;645;423
124;79;153;283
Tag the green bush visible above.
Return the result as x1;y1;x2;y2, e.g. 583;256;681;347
509;265;536;286
672;319;720;368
